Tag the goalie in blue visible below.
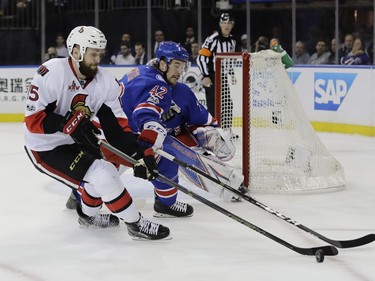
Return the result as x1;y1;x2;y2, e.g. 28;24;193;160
118;41;244;218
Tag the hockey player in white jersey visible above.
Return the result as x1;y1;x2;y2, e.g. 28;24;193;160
24;26;170;240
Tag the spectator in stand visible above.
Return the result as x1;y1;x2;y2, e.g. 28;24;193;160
292;41;310;64
111;41;135;65
121;32;135;56
253;36;269;52
188;42;199;65
340;38;369;65
238;34;248;52
54;33;69;58
43;46;57;62
328;38;338;64
307;40;330;65
339;33;354;64
134;42;148;65
182;26;196;55
153;29;165;57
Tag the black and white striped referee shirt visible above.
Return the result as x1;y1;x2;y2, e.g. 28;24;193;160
197;31;236;77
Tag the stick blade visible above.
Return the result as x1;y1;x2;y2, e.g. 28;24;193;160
336;233;375;248
307;246;339;256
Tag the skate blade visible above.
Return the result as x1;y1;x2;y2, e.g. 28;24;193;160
153;212;194;218
130;235;173;241
79;224;121;229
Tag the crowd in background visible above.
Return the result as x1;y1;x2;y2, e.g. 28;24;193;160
44;24;375;67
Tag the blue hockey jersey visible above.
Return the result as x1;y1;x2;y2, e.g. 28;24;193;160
119;64;215;136
119;65;172;133
164;82;216;137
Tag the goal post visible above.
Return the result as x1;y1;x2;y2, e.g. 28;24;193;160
215;50;345;193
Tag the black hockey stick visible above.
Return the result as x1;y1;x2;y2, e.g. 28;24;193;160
156;148;375;249
99;140;338;258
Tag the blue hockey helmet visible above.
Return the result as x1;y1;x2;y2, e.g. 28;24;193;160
156;41;189;64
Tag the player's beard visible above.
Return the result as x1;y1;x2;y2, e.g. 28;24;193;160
79;60;98;79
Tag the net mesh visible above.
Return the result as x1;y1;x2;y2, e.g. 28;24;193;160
216;50;345;193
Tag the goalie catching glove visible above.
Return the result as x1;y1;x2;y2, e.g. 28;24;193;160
193;126;235;161
133;147;158;181
62;110;101;149
138;121;167;149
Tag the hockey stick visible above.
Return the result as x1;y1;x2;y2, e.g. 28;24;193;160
156;148;375;249
99;140;338;258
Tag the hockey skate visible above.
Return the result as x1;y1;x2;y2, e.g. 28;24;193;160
154;198;194;218
76;204;120;228
66;190;80;210
125;213;170;240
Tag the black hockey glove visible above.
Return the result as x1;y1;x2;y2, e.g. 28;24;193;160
62;110;101;149
133;148;158;181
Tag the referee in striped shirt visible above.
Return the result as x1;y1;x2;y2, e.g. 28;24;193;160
197;12;237;129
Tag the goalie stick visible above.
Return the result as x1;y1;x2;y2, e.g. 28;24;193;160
155;148;375;249
98;140;338;258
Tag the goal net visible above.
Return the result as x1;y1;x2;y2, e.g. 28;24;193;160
215;50;345;193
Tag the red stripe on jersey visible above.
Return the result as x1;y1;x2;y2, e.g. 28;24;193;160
117;117;132;132
31;150;81;186
81;188;103;208
155;187;178;198
135;103;162;114
105;188;133;213
24;111;47;133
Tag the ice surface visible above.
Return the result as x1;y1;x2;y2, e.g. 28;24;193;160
1;123;374;281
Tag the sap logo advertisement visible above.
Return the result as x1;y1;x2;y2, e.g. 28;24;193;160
288;71;358;112
287;71;301;84
314;73;357;111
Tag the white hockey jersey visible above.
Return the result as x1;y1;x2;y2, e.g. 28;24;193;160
24;58;128;151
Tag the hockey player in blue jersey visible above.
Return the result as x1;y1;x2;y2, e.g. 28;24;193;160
119;41;243;217
119;41;194;217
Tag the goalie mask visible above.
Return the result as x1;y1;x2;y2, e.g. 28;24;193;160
67;26;107;62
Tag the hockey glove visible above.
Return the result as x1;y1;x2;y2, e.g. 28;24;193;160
138;121;167;149
62;110;101;149
133;148;158;180
162;100;181;121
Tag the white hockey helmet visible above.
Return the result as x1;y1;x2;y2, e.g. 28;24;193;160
66;26;107;61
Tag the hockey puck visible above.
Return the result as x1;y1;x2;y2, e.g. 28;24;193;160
315;249;325;263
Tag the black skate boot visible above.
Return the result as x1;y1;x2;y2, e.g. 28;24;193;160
76;204;120;228
154;198;194;218
66;190;80;210
125;213;170;240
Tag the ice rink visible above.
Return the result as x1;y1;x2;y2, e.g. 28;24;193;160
1;122;374;281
